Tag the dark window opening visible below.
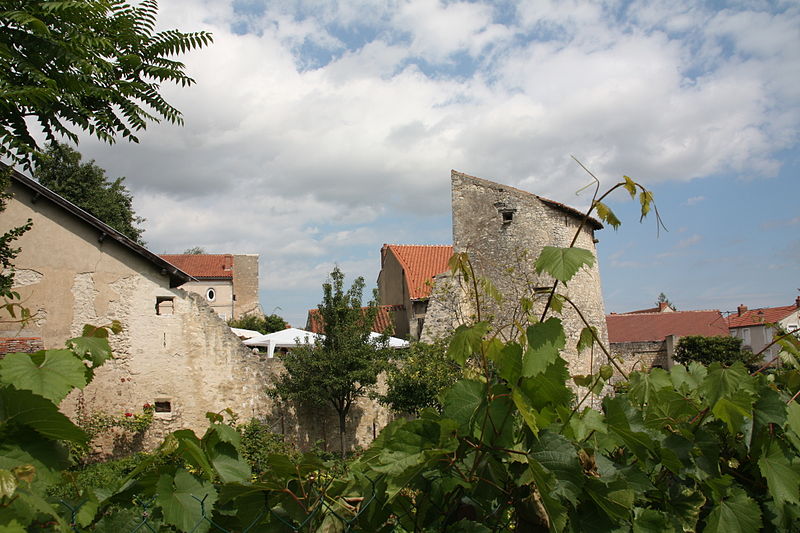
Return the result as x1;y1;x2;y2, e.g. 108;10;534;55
502;211;513;222
154;401;172;413
156;296;174;315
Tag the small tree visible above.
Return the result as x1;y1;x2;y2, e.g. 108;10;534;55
183;246;206;254
33;143;145;243
269;267;389;457
381;340;461;414
229;313;288;335
673;335;752;366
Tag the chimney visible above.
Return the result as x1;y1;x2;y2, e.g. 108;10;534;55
658;302;668;311
737;304;747;316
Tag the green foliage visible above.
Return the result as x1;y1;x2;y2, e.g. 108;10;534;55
269;266;391;456
0;0;212;167
227;313;287;335
33;142;146;243
656;291;675;310
382;340;462;414
0;167;32;299
674;335;753;367
183;246;205;254
237;418;295;474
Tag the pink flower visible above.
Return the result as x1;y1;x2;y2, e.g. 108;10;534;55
124;412;133;417
143;403;151;409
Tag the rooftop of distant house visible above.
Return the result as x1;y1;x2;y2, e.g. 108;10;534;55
382;244;454;300
160;254;234;279
306;304;404;335
726;298;800;328
606;309;728;343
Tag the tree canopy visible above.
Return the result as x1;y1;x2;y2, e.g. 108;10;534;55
33;143;145;244
228;313;287;335
674;335;754;367
269;267;390;456
0;0;212;167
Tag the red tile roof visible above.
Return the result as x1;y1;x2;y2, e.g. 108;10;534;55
0;337;44;355
159;254;234;279
726;304;800;328
384;245;453;300
306;304;405;335
626;302;674;314
606;310;728;343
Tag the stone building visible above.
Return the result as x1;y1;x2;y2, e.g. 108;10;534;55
606;308;728;372
421;170;610;377
376;245;453;339
159;253;262;321
1;169;274;452
1;168;388;456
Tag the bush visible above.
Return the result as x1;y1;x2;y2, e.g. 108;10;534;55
238;418;295;474
674;335;753;366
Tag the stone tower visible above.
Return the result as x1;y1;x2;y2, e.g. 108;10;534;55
422;170;609;376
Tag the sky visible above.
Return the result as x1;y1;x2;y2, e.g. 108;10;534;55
57;0;798;328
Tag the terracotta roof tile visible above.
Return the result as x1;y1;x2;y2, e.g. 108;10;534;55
384;245;453;300
306;304;405;335
160;254;234;279
606;310;728;343
727;304;800;328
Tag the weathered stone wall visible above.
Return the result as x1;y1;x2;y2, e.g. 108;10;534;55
233;254;262;319
423;171;609;377
609;341;669;374
3;180;393;456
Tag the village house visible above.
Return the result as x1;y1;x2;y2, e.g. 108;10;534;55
376;245;453;339
606;308;729;371
727;298;800;359
1;168;274;453
159;253;262;321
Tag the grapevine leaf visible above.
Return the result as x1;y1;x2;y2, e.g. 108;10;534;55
529;431;584;503
703;487;761;533
758;441;800;505
448;322;490;365
627;368;672;406
491;342;522;384
639;190;653;221
441;379;485;434
569;408;607;442
534;246;595;284
0;386;87;442
585;478;634;522
622;176;637;198
576;326;597;353
633;508;673;533
593;201;621;230
711;389;753;434
156;469;217;533
0;350;87;402
512;388;541;435
67;336;113;367
526;459;568;532
523;318;566;377
0;469;16;499
701;363;752;407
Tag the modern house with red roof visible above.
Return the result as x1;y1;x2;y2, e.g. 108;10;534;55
606;308;729;370
726;297;800;359
159;253;262;321
377;244;453;339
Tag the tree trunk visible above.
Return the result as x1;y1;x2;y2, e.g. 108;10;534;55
338;410;347;459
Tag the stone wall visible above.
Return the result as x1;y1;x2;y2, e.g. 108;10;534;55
609;340;670;374
423;171;609;377
233;254;262;319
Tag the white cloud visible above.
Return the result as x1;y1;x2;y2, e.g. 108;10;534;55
683;196;705;206
67;0;800;321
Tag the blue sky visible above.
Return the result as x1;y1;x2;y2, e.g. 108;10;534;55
65;0;798;327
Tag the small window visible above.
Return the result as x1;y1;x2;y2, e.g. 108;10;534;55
502;211;514;222
206;288;216;302
154;401;172;413
742;328;751;345
156;296;174;315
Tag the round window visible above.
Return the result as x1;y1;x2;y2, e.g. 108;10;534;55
206;288;216;301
